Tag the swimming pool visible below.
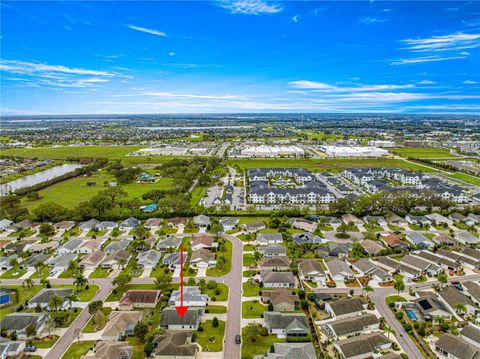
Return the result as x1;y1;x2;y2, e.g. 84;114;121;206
405;309;418;321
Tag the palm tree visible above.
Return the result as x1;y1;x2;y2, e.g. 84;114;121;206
363;285;374;296
74;274;88;290
455;303;467;315
67;260;77;273
40;278;49;288
65;293;77;309
393;279;405;295
437;273;448;288
48;294;64;312
23;278;34;290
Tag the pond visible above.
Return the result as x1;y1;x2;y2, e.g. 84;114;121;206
0;163;84;195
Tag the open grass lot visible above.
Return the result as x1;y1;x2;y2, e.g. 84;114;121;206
446;173;480;186
228;158;436;173
203;282;229;301
241;330;286;359
391;147;460;159
242;300;267;318
205;305;227;314
61;341;96;359
195;320;225;352
0;285;43;319
243;281;261;297
105;283;180;301
21;170;175;209
89;267;111;278
33;335;59;349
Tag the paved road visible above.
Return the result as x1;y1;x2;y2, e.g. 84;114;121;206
44;278;113;359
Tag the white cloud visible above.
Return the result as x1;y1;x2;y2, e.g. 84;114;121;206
288;80;414;92
218;0;281;15
400;32;480;52
168;52;176;57
0;59;117;88
359;16;386;25
418;80;436;84
292;15;300;23
127;24;167;37
391;55;467;65
464;80;478;84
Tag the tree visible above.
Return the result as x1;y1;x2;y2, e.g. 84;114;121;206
455;303;467;315
363;285;374;296
23;278;34;290
74;274;88;290
393;279;405;295
155;272;172;290
40;278;50;288
112;273;132;289
198;279;207;290
65;293;77;309
207;280;218;290
33;202;67;222
0;195;28;221
134;322;148;342
437;273;448;288
100;187;127;206
25;324;37;338
212;317;219;328
39;223;55;236
267;302;274;311
88;301;104;315
67;260;78;273
243;323;267;343
26;191;41;200
48;294;64;312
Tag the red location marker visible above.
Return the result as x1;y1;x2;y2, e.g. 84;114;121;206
175;245;189;317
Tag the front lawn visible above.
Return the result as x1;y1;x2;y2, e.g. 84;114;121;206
203;282;229;301
51;310;81;328
74;284;100;301
206;239;232;277
386;295;407;306
243;253;256;267
241;329;285;359
0;266;27;279
82;307;113;333
194;320;225;352
32;335;59;349
61;341;96;359
242;300;267;318
89;267;111;278
243;282;262;297
205;305;227;314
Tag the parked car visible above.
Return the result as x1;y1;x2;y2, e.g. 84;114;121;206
24;346;37;352
235;335;241;344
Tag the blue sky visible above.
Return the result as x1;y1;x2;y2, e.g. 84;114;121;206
1;0;480;115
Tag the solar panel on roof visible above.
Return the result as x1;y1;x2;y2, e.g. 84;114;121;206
418;299;433;310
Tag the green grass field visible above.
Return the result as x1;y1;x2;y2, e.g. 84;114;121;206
446;173;480;186
228;158;436;173
195;320;225;352
21;170;175;209
391;147;460;159
61;341;96;359
242;300;267;318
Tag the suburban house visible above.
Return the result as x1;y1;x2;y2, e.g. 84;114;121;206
261;289;299;312
102;311;143;341
350;259;392;283
104;239;131;253
380;234;410;251
80;341;133;359
0;313;49;338
169;286;208;307
325;297;367;320
78;239;102;254
240;221;266;233
136;250;161;269
463;281;480;306
267;343;316;359
25;254;52;271
323;313;380;340
0;337;25;358
405;214;431;226
406;232;434;249
193;215;210;228
79;251;106;270
325;258;354;282
56;239;83;254
97;221;118;231
152;331;198;359
162;252;187;269
334;332;393;359
291;218;317;232
79;219;99;232
425;213;451;226
374;256;422;281
29;242;59;253
385;214;407;226
258;244;287;258
436;332;480;359
0;255;18;271
260;271;296;288
168;217;187;229
54;221;75;232
360;240;384;256
219;217;239;232
264;312;309;338
341;214;363;225
257;233;283;246
292;232;323;245
432;234;457;246
259;256;291;271
144;218;162;230
455;231;480;245
120;217;139;231
159;308;204;331
298;259;326;285
27;288;73;309
190;249;216;268
101;250;132;270
413;293;452;320
400;254;442;276
48;253;77;272
437;286;479;318
119;290;161;310
414;251;461;272
0;219;13;231
190;235;214;251
157;236;182;251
